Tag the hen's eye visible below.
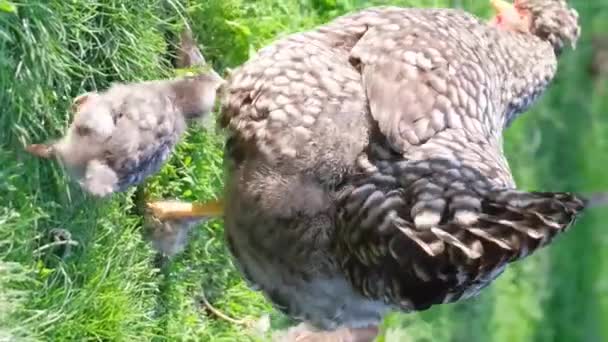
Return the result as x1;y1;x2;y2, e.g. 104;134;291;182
75;125;91;136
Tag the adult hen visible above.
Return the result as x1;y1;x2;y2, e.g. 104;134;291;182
148;0;593;340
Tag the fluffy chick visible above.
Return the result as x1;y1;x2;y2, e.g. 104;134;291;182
26;31;223;197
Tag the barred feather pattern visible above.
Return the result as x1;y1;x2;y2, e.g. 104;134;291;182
219;3;582;330
335;157;586;310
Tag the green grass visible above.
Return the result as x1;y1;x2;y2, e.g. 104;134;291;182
1;0;607;341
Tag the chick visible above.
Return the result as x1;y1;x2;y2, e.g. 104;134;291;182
25;30;224;197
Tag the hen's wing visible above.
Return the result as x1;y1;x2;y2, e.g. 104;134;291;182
219;31;370;184
347;8;513;185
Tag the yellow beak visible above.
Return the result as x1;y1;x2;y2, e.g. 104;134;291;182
490;0;515;14
25;143;54;159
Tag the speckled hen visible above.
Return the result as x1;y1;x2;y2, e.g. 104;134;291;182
25;30;224;197
148;1;594;341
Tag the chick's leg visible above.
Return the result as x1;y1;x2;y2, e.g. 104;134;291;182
84;159;118;197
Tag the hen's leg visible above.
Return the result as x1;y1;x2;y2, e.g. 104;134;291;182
143;199;222;256
146;199;223;221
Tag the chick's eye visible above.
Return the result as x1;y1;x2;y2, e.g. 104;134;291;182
75;125;91;136
112;111;124;124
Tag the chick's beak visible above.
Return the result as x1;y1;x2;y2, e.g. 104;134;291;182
25;143;54;159
490;0;515;15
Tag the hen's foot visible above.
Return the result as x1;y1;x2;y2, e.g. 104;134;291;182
274;323;379;342
143;214;200;257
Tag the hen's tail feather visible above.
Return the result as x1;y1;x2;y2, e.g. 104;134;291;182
336;159;591;311
473;190;584;259
580;192;608;208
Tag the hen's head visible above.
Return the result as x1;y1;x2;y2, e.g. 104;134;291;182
490;0;580;54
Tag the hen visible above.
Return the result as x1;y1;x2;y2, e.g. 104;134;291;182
140;0;597;341
25;30;223;197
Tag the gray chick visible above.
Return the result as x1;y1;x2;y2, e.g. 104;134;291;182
25;30;223;197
